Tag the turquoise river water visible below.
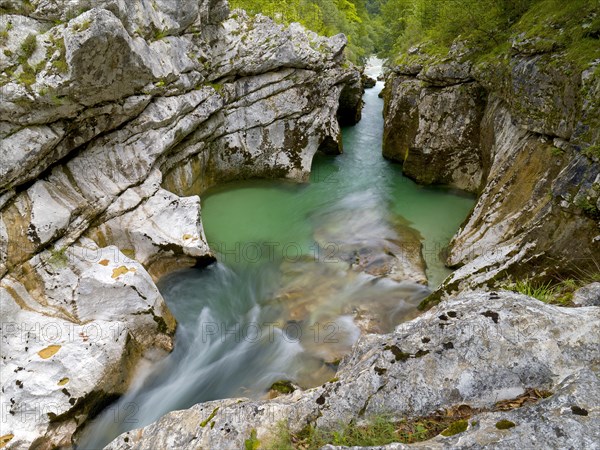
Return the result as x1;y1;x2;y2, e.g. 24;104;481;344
80;60;475;448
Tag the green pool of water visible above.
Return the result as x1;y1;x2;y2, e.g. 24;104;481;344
202;82;475;287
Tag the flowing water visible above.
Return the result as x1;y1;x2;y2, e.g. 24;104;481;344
80;58;475;449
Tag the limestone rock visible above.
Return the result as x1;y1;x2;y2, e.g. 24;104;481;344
573;282;600;307
362;74;376;89
0;1;360;448
86;188;214;279
474;53;581;140
0;239;175;450
338;69;364;126
322;368;600;449
436;98;599;299
382;76;486;193
384;42;600;297
104;291;600;450
417;60;473;86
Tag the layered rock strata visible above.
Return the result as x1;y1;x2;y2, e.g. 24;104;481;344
0;0;362;447
382;41;600;300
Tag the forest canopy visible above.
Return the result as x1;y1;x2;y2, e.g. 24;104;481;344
229;0;381;63
230;0;600;65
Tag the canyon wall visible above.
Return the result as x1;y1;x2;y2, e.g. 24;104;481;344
382;41;599;304
0;0;361;447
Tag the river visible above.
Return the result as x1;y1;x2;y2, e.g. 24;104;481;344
79;58;475;449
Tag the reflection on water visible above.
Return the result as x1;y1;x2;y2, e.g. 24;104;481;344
79;58;475;449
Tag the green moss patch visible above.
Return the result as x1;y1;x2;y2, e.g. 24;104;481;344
270;380;295;395
200;407;219;427
495;419;516;430
440;419;468;437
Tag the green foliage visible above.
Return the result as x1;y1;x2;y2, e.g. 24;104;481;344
508;280;558;303
576;196;600;220
506;265;600;306
229;0;379;63
154;28;168;40
376;0;537;57
270;380;296;394
244;429;260;450
0;21;12;45
18;65;37;87
19;33;38;64
495;419;516;429
72;19;92;32
582;144;600;161
48;246;69;269
440;419;468;436
513;0;600;69
263;415;458;449
375;0;600;70
199;407;219;427
48;36;68;75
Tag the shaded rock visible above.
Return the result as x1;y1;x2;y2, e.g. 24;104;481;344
337;68;364;126
382;76;486;193
103;291;600;450
573;282;600;307
362;74;376;89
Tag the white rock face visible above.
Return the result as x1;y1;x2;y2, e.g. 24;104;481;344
104;292;600;450
0;240;175;450
0;0;361;447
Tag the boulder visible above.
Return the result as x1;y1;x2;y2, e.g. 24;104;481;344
573;282;600;307
362;74;376;89
0;239;175;449
322;368;600;449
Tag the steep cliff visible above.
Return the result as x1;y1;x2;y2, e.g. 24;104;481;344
382;23;599;302
0;1;361;447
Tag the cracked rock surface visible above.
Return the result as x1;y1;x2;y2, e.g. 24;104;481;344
104;292;600;449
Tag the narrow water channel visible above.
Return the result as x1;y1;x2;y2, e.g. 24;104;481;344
79;59;475;449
